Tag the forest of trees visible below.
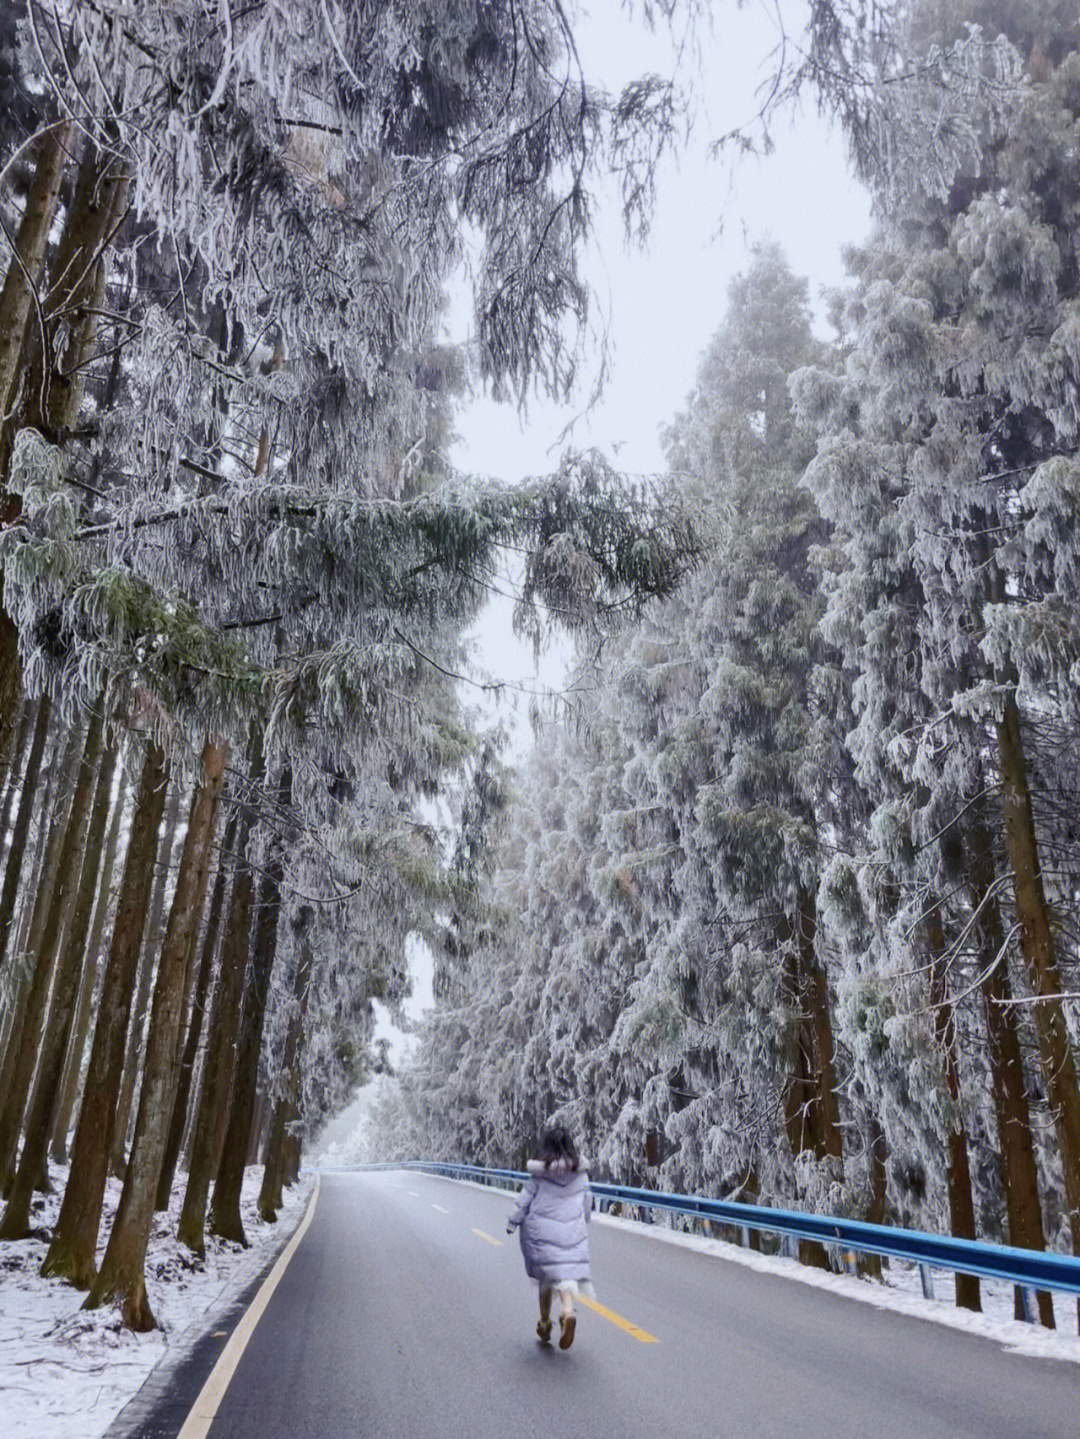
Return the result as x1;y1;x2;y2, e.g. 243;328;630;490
0;0;702;1331
2;0;1078;1346
374;1;1080;1333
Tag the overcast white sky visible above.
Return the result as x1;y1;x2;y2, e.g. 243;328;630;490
447;0;872;749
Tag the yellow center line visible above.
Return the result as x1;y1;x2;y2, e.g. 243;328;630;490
473;1228;503;1247
578;1294;659;1344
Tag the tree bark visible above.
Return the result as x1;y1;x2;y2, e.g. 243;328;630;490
109;778;182;1177
0;696;50;969
925;908;981;1312
18;139;130;443
782;890;842;1269
0;699;33;887
0;720;58;1061
0;717;112;1237
210;766;292;1245
996;695;1080;1284
257;1099;289;1224
0;719;85;1192
283;1123;303;1187
87;739;227;1328
247;1092;267;1166
857;1119;888;1281
967;818;1056;1328
259;930;311;1221
41;739;168;1287
0;129;118;765
0;123;73;435
50;747;127;1165
177;743;263;1255
155;807;237;1211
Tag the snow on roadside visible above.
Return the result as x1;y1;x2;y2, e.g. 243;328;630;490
0;1163;314;1439
592;1210;1080;1362
421;1171;1080;1363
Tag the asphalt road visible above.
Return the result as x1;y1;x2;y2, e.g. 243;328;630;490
204;1170;1078;1439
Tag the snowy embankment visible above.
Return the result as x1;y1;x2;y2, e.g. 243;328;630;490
595;1211;1080;1362
0;1164;314;1439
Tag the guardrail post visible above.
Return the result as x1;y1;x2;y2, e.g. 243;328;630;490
919;1265;934;1300
1017;1287;1036;1324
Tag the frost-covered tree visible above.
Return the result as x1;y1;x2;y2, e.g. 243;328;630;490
392;247;861;1248
791;3;1080;1321
0;0;700;1331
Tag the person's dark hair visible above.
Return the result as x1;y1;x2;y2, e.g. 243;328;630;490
538;1124;579;1170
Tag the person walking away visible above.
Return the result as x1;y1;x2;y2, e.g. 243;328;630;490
506;1125;592;1349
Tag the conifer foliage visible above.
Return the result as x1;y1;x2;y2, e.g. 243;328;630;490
0;1;695;1329
382;3;1080;1328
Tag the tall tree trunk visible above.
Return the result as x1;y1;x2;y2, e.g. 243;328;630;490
0;122;73;761
781;944;811;1159
801;897;842;1165
0;718;112;1237
1;134;131;769
782;890;842;1269
0;699;33;886
0;719;58;1062
41;739;168;1287
177;744;264;1255
87;740;227;1328
283;1126;304;1187
0;696;50;969
0;123;73;434
967;818;1056;1329
50;749;127;1165
109;778;182;1177
0;719;84;1191
858;1119;888;1281
259;928;311;1222
155;807;237;1211
246;1092;267;1166
925;908;981;1312
18;139;130;443
258;1099;289;1225
210;767;292;1246
996;696;1080;1288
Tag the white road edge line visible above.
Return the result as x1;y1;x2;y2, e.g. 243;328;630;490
176;1175;321;1439
432;1203;449;1213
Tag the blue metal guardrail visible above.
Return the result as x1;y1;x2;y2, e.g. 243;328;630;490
355;1159;1080;1298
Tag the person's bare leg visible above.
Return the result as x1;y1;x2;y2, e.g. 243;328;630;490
558;1286;577;1349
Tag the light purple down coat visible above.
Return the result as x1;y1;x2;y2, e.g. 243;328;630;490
507;1158;592;1286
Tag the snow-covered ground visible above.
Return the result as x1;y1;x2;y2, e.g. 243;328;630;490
0;1164;314;1439
594;1209;1080;1362
433;1171;1080;1363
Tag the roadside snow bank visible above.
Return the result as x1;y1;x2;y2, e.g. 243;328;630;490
591;1209;1080;1363
0;1163;314;1439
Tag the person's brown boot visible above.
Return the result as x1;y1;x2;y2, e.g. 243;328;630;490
536;1320;552;1344
559;1313;576;1349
